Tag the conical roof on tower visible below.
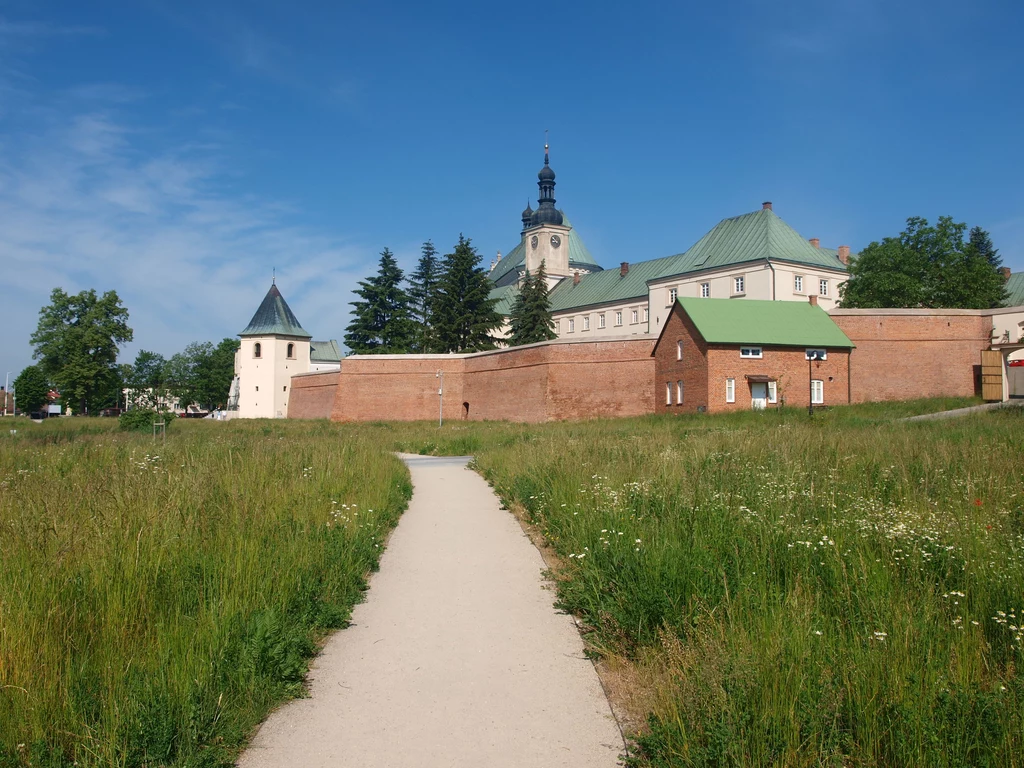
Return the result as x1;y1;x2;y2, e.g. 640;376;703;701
239;283;312;338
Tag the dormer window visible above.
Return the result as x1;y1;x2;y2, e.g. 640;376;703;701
254;342;262;358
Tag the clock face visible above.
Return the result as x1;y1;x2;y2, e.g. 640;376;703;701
530;235;538;249
550;235;562;248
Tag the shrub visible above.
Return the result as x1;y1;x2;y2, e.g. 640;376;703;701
118;409;177;432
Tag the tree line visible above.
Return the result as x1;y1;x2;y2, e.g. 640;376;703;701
344;235;555;354
14;287;239;415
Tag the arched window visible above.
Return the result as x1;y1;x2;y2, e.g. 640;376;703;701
287;343;294;358
254;342;262;358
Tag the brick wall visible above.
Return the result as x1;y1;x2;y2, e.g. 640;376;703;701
707;346;849;412
322;339;656;423
287;371;341;419
654;307;709;414
831;310;989;402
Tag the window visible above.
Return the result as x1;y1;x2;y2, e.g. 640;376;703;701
599;313;606;329
666;382;672;405
726;378;735;403
805;348;827;361
676;340;683;361
668;287;677;303
253;342;262;358
811;379;824;404
283;385;287;392
615;311;623;326
676;380;684;405
700;282;710;298
631;309;638;324
740;346;763;358
643;307;649;322
583;316;590;331
255;385;259;392
287;343;295;358
794;275;804;293
733;276;745;294
819;279;829;296
768;381;777;404
568;318;575;333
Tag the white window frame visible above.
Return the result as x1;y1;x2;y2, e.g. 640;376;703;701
598;313;606;329
568;318;575;333
768;381;777;404
811;379;824;404
583;316;590;331
631;309;638;324
615;311;623;326
666;382;672;405
805;348;827;361
819;279;829;296
794;275;804;293
676;340;683;361
676;380;684;405
740;346;763;359
668;287;677;304
643;307;649;322
726;378;735;403
700;282;710;298
733;276;745;294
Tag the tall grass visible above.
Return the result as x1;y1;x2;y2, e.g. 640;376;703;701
390;401;1024;766
0;418;410;767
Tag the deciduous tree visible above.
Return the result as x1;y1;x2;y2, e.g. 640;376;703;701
13;365;49;415
840;216;1008;309
30;288;133;414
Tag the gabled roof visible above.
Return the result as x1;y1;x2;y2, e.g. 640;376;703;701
548;254;678;312
489;282;520;315
489;214;600;286
310;339;342;363
677;296;854;348
240;284;312;338
1005;272;1024;307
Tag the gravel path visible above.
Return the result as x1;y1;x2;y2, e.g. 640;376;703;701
237;454;623;767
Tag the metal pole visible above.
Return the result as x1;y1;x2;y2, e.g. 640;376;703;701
436;370;444;427
3;372;8;416
808;357;813;416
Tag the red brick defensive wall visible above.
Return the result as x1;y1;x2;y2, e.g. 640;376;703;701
287;370;341;419
287;337;657;422
830;309;989;402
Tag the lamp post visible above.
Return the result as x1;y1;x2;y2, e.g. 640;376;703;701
436;370;444;427
807;350;824;416
3;372;8;416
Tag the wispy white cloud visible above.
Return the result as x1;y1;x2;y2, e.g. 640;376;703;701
0;82;373;377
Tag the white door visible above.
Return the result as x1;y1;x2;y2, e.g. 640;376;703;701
751;383;767;410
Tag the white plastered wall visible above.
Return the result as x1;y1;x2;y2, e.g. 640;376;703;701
236;336;310;418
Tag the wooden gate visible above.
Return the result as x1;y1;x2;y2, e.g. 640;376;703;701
981;350;1003;401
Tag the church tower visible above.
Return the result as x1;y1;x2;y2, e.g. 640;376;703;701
233;282;311;418
522;143;572;286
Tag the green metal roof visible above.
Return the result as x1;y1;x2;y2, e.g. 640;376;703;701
489;214;601;286
677;296;854;347
310;339;342;363
240;284;312;338
548;254;678;312
1004;272;1024;307
489;282;519;315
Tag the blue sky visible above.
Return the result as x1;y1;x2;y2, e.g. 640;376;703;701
2;0;1023;380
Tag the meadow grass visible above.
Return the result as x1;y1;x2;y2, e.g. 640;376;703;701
0;418;410;767
384;399;1024;766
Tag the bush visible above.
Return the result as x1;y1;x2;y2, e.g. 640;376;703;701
118;409;177;432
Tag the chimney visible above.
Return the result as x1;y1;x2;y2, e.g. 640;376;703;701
809;237;820;249
809;294;818;306
573;271;580;286
762;201;772;211
999;266;1011;281
838;245;850;265
620;261;629;277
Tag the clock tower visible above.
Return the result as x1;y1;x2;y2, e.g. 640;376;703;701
523;143;571;286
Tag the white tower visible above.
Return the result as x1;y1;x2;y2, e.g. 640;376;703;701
234;282;311;419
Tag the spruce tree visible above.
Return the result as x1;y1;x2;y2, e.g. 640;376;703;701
508;261;557;346
344;248;415;353
433;235;503;353
408;240;442;352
